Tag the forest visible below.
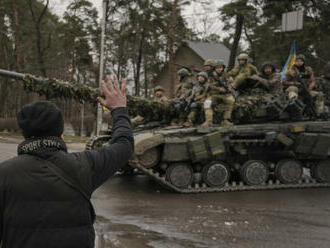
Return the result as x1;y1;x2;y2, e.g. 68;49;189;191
0;0;329;134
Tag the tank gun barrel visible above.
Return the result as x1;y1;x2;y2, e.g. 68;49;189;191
0;68;172;122
0;69;29;81
0;68;102;104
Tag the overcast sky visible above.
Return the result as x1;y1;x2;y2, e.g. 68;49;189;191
49;0;231;39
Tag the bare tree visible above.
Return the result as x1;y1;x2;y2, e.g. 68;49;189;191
27;0;50;77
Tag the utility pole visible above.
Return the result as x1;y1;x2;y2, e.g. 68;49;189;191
96;0;108;136
168;0;179;98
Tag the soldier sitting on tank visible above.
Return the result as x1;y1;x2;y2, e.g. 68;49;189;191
245;62;285;118
283;54;325;119
249;62;282;94
203;59;216;82
202;59;235;127
131;86;169;125
183;71;209;126
227;53;259;91
175;68;194;98
153;85;168;103
172;68;194;125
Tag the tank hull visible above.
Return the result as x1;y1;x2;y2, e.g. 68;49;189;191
128;120;330;193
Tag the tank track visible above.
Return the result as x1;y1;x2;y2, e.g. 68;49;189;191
130;159;330;193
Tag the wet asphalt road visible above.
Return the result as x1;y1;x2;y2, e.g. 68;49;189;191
1;139;330;248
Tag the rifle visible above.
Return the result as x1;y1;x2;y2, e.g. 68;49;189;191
184;87;196;111
218;77;239;99
296;75;318;119
214;76;230;92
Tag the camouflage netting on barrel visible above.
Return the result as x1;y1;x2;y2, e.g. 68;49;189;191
127;98;174;123
22;74;102;103
0;70;175;122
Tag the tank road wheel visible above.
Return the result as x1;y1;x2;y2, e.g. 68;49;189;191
166;163;193;189
202;162;230;187
312;160;330;183
275;159;303;184
240;160;269;186
138;147;161;169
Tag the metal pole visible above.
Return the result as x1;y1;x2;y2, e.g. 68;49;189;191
96;0;108;136
80;101;84;136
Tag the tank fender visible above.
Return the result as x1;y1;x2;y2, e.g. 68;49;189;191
134;133;164;156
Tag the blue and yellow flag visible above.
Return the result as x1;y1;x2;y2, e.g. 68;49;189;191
281;40;296;80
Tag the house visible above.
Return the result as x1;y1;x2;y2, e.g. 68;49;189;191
154;41;231;97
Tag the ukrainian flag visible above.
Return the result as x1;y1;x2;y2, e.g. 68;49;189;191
281;40;296;80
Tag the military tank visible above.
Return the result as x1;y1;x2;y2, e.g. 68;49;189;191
1;69;330;193
130;122;330;193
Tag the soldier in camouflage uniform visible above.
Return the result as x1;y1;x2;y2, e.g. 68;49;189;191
184;71;209;126
250;62;282;94
203;59;216;83
175;68;194;99
246;62;285;119
227;53;259;90
212;59;226;82
172;68;194;125
232;61;282;122
153;85;168;103
131;85;168;125
283;54;325;117
202;59;235;126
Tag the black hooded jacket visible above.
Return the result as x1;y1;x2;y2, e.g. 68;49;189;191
0;107;134;248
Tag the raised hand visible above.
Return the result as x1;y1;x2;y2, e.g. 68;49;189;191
97;75;127;110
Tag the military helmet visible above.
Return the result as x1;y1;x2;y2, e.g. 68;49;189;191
154;85;164;92
177;68;190;76
203;59;216;67
215;59;226;68
261;61;276;73
296;54;306;62
197;71;208;80
237;53;249;60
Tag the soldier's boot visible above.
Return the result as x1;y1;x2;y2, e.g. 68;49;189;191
221;99;235;126
201;109;213;126
221;119;233;126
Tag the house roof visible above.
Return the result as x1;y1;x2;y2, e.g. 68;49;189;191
184;41;231;66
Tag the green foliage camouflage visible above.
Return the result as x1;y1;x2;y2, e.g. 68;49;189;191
0;69;169;122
